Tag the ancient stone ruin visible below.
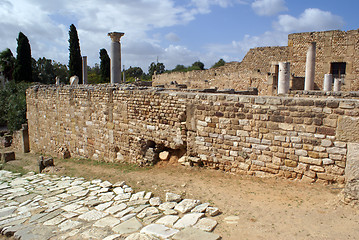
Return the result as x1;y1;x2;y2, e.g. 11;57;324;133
153;29;359;95
14;29;358;205
26;84;359;187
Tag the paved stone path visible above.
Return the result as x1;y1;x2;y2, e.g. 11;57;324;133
0;170;221;240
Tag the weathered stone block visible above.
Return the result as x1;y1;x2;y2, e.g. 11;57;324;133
317;173;335;181
299;156;322;166
309;165;325;172
337;116;359;142
316;127;335;136
285;160;298;168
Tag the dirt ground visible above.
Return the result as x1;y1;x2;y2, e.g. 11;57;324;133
1;150;359;240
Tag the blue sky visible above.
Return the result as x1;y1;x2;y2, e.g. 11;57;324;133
0;0;358;72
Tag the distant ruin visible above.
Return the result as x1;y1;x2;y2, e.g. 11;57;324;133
153;29;359;95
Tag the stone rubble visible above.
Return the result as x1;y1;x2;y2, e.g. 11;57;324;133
0;170;221;239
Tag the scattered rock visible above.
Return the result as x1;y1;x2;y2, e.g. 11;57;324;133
174;199;201;213
112;217;143;234
194;218;218;232
191;203;210;213
156;215;180;227
173;213;204;229
140;224;179;239
149;197;161;206
224;215;240;224
137;207;160;219
0;170;221;239
172;227;221;240
166;192;182;203
159;151;170;161
206;207;220;216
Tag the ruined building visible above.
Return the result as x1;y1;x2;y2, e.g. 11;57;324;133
153;29;359;95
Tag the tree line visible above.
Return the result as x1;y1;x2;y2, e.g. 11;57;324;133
0;24;226;131
0;24;227;85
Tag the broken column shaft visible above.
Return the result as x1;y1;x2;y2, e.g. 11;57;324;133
277;62;290;94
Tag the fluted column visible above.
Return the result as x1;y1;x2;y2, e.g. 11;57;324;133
108;32;125;84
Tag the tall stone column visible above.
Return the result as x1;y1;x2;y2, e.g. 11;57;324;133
334;78;341;92
108;32;125;84
323;74;333;92
304;42;316;91
82;56;88;84
277;62;290;94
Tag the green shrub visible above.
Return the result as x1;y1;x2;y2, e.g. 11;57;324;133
0;81;30;132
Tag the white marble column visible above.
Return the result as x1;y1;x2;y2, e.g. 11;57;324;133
323;74;332;92
108;32;125;84
334;78;341;92
82;56;88;84
304;42;316;91
278;62;290;94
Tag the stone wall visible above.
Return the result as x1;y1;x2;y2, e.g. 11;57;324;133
288;29;359;91
27;85;359;184
153;29;359;94
153;46;288;95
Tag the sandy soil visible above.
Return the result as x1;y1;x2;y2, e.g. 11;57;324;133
2;150;359;240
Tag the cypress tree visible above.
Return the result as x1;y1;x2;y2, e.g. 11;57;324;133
13;32;32;82
68;24;82;82
99;48;110;83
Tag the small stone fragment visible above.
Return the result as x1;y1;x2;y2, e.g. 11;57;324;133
137;207;160;218
100;180;113;188
156;215;180;227
206;207;220;216
112;217;143;234
159;202;177;211
173;213;204;229
166;193;182;202
159;151;170;161
150;197;161;206
140;224;179;239
191;203;210;213
172;227;221;240
174;199;201;213
194;218;218;232
78;210;108;221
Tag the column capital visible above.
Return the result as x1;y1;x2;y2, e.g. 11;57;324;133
108;32;125;42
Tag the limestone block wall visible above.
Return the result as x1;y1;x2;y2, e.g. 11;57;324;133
27;85;359;183
288;29;359;91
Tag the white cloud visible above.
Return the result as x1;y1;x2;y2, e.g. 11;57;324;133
274;8;345;33
252;0;287;16
204;30;287;62
0;0;246;72
165;32;181;42
190;0;248;14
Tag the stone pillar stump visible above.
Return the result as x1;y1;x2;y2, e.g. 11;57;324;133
323;74;333;92
277;62;290;95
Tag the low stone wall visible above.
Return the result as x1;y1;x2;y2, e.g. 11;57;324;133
27;85;359;184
